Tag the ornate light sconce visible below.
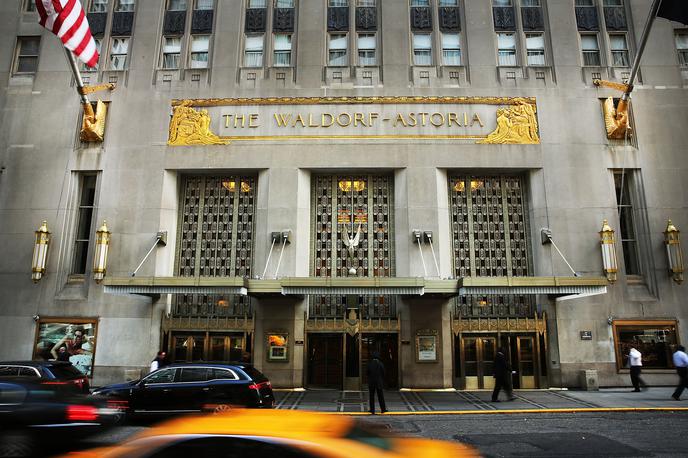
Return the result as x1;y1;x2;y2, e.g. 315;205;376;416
31;221;51;283
93;220;111;283
664;220;684;284
599;219;618;283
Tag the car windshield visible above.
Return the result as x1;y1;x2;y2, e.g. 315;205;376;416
48;364;83;379
345;423;393;451
240;366;268;382
144;368;176;383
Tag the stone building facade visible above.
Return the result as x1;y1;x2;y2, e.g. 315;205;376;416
0;0;686;389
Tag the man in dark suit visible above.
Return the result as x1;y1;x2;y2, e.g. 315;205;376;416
367;351;387;414
492;348;515;402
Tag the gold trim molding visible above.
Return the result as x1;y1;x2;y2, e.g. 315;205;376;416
171;95;537;107
451;313;547;335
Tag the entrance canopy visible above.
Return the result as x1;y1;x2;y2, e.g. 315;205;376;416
103;275;607;299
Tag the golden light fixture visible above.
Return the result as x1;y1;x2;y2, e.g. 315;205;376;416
453;180;484;193
599;219;618;283
31;221;51;283
240;181;252;192
338;180;366;192
663;220;684;284
93;220;111;284
222;180;236;192
217;298;230;307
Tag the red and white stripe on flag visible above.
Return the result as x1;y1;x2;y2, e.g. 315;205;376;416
35;0;99;68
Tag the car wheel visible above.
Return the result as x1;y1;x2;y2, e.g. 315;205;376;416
212;403;231;414
0;430;35;457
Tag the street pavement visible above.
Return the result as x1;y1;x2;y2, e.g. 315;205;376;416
54;388;688;457
273;387;688;413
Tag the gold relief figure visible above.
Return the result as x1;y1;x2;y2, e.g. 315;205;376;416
168;100;229;146
80;100;108;143
603;96;630;140
478;99;540;144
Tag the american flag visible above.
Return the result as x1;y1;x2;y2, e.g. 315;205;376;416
35;0;99;68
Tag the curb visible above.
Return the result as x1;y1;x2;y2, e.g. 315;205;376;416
332;407;688;416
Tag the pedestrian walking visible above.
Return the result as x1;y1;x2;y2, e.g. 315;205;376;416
367;351;387;414
672;345;688;401
628;347;647;392
150;351;168;373
492;348;515;402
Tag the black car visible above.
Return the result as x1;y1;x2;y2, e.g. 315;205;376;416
0;380;120;457
0;361;90;394
92;363;274;415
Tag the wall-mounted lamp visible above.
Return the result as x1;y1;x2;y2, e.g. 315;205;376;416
664;220;684;284
93;220;111;283
599;219;618;283
32;221;51;283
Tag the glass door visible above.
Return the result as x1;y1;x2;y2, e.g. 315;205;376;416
462;336;496;389
517;336;536;389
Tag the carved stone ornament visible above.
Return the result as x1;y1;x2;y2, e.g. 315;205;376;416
478;98;540;144
81;100;108;143
168;101;229;146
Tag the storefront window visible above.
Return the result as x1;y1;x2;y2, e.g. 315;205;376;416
613;321;678;370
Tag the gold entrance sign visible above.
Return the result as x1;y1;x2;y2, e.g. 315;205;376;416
167;96;539;146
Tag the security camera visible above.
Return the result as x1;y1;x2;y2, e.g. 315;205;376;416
32;315;40;322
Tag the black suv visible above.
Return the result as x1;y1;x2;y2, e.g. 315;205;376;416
92;363;274;415
0;361;90;394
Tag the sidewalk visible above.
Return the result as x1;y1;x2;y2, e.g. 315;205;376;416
273;388;688;414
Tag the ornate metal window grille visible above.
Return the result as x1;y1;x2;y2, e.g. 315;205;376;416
175;175;256;317
310;175;395;318
449;175;534;317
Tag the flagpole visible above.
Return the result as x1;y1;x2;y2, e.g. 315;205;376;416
63;48;95;120
622;0;664;102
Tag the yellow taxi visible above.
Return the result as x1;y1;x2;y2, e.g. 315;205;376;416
64;409;479;458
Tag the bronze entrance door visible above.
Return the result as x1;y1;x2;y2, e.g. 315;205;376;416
361;333;398;389
170;332;251;363
307;334;343;389
515;336;536;389
460;336;496;390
